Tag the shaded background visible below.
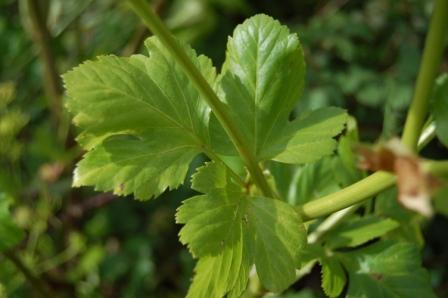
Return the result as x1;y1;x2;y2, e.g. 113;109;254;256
0;0;447;297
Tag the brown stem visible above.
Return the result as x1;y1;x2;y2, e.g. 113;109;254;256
26;0;63;123
62;192;116;221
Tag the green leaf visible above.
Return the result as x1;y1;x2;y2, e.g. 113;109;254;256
0;194;24;252
273;116;359;206
187;235;252;298
63;37;216;199
267;162;297;200
374;188;424;246
248;196;305;292
287;157;341;206
177;162;306;295
176;162;244;257
210;14;307;161
341;241;435;298
324;215;399;249
431;73;448;147
74;135;199;199
332;116;364;186
321;257;346;298
272;107;348;164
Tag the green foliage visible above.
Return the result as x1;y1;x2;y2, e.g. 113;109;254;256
320;257;346;298
375;188;424;246
63;13;342;295
0;82;28;163
286;157;341;205
273;107;347;164
209;15;346;163
280;116;361;206
2;1;447;297
0;194;24;252
324;215;399;249
210;14;305;159
308;240;435;298
177;162;306;295
341;241;435;298
64;38;214;199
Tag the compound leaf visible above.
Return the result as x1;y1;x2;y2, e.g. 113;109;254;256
64;37;215;199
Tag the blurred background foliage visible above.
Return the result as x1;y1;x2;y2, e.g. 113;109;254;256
0;0;447;297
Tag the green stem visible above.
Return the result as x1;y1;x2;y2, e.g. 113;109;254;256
307;204;359;244
423;160;448;176
298;172;395;221
298;121;437;221
401;0;448;151
127;0;274;198
298;0;446;221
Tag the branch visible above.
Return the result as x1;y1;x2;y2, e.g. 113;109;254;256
26;0;63;124
127;0;275;198
61;192;116;221
401;0;448;150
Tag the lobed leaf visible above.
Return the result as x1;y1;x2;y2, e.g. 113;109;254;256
74;135;199;199
273;107;348;164
209;14;346;164
63;37;215;199
177;161;306;295
210;14;305;160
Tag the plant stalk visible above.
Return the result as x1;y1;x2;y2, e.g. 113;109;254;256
127;0;274;198
298;172;395;221
299;0;446;221
298;120;437;221
307;204;359;244
26;0;63;124
401;0;448;151
423;160;448;177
